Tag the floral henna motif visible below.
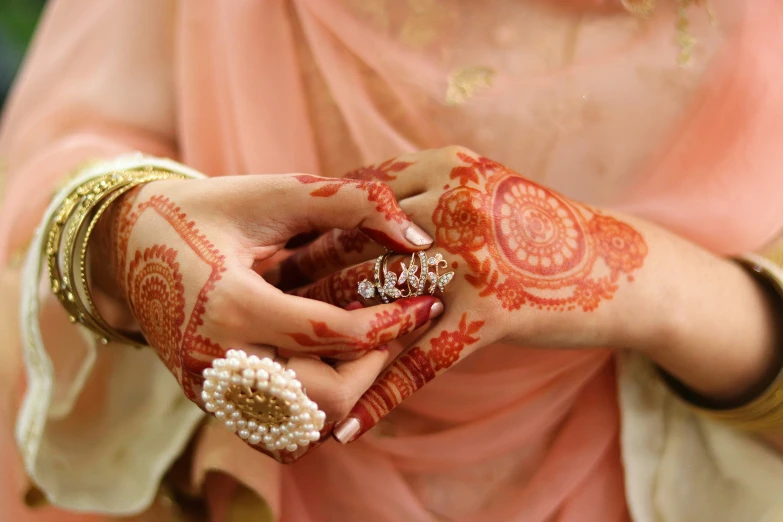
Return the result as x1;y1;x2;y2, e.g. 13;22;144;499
350;314;485;432
434;155;647;312
345;159;413;182
126;245;185;373
294;174;407;224
284;296;433;357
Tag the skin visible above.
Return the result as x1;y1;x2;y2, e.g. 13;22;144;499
280;147;783;443
88;173;443;463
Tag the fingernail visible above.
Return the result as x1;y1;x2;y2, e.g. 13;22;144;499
429;301;444;320
404;223;433;246
376;343;390;352
333;417;361;444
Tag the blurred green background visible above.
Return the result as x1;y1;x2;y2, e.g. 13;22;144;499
0;0;46;107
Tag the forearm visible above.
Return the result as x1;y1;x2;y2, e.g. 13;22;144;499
619;220;783;404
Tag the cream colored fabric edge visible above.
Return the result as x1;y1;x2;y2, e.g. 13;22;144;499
17;153;207;514
619;332;783;521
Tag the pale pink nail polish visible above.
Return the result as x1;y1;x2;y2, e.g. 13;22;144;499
404;224;433;246
429;301;444;320
333;417;361;443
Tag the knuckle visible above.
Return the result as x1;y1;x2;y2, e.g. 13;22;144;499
201;284;246;333
438;145;478;165
321;385;355;420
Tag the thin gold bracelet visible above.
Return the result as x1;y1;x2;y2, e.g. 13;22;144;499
663;255;783;432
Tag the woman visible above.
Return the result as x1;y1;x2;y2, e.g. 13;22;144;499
1;0;783;520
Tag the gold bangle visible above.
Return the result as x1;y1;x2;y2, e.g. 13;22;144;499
663;255;783;432
45;168;188;346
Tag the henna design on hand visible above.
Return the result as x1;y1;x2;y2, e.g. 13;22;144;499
117;195;227;401
348;314;484;437
345;158;413;182
294;175;407;224
433;155;648;312
284;296;434;357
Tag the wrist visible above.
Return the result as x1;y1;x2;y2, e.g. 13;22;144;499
631;228;783;403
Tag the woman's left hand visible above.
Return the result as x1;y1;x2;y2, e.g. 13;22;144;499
279;146;783;443
276;147;656;441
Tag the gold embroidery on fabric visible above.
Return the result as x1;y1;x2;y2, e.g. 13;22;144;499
345;0;390;30
444;66;496;106
622;0;714;66
622;0;657;16
400;0;449;49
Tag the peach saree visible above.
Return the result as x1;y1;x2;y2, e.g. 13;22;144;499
2;0;783;521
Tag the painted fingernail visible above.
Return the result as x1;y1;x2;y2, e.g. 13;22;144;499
333;417;361;444
404;223;433;246
429;301;444;320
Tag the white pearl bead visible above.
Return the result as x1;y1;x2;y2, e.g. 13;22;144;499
286;444;298;452
289;404;301;413
238;429;250;440
230;374;242;385
273;362;283;372
226;349;238;358
205;401;217;412
275;440;286;450
241;378;254;388
303;423;314;431
224;403;235;413
242;368;255;379
262;434;274;444
307;431;320;441
270;426;280;436
271;375;285;387
269;387;281;396
299;413;312;423
256;425;268;435
203;368;215;378
282;390;296;402
224;420;236;432
256;381;269;391
247;420;258;430
278;435;289;445
248;433;262;445
266;443;276;452
260;358;273;368
298;439;310;446
237;419;247;429
215;398;226;406
248;355;261;367
215;410;227;421
256;369;269;382
231;411;242;420
203;380;215;390
314;411;326;423
213;359;225;369
216;384;226;393
228;358;241;370
289;380;302;390
218;371;231;382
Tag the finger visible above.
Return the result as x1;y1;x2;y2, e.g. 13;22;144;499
343;155;427;200
238;276;444;358
274;228;384;291
285;347;391;421
332;312;489;444
289;254;414;309
277;174;433;253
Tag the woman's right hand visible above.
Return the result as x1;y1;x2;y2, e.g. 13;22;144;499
90;172;443;462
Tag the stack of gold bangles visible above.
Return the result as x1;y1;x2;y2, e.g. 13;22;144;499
43;166;189;347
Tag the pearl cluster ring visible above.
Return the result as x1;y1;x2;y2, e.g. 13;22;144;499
202;350;326;452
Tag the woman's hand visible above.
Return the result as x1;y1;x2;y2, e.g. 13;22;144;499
89;173;443;462
281;147;783;443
